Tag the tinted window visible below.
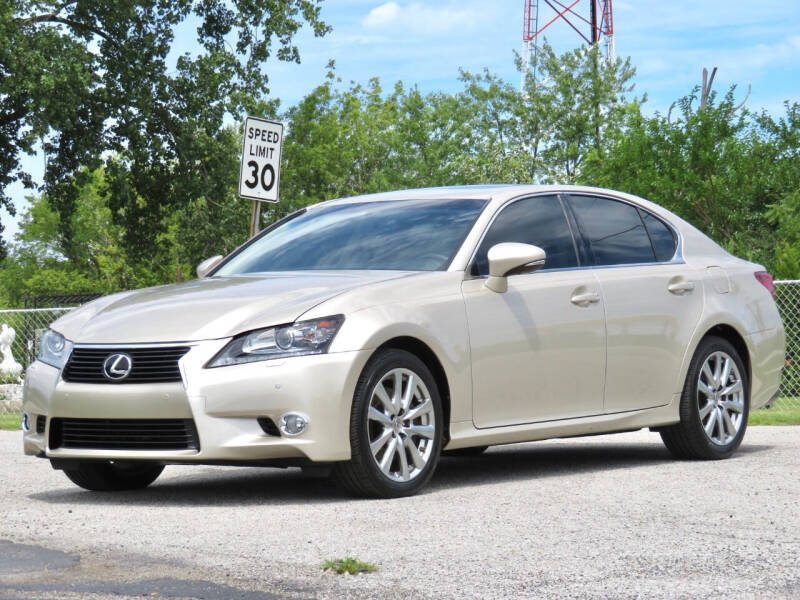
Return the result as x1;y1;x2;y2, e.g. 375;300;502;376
472;196;578;276
640;210;677;262
215;198;487;274
567;195;655;266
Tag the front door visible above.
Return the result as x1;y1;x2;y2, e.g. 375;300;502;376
463;195;606;428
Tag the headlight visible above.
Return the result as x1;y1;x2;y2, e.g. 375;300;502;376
206;315;344;367
38;329;73;369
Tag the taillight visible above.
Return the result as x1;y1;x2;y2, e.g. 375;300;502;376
754;271;775;298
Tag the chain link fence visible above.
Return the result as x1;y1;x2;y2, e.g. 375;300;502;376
24;293;102;309
0;282;799;409
774;281;799;410
0;308;75;372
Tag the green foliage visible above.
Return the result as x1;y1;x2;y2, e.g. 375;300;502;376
582;93;799;273
323;557;377;575
761;105;800;279
1;168;168;306
1;0;329;259
750;399;800;425
279;45;638;210
0;413;22;431
1;40;798;304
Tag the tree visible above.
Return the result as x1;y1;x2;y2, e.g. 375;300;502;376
278;44;640;204
1;0;329;259
762;103;800;278
1;167;168;306
530;44;638;182
0;169;148;305
448;44;638;184
582;88;798;273
3;41;796;306
280;69;471;210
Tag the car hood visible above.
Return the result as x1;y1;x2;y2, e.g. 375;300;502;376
52;271;413;344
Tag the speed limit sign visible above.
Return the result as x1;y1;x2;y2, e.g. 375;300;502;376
239;116;284;203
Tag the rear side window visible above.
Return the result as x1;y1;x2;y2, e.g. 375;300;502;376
567;195;655;266
472;195;578;276
640;210;677;262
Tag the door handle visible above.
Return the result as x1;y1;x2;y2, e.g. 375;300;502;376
668;281;695;295
570;291;601;306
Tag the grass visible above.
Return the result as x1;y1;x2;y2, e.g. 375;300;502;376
323;558;377;575
750;398;800;425
0;412;21;431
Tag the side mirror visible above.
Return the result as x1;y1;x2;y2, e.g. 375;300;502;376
196;255;223;279
485;243;546;293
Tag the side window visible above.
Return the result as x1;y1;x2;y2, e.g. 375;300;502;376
472;196;578;276
640;210;677;262
567;195;655;266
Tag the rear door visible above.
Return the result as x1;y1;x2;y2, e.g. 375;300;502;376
565;193;704;412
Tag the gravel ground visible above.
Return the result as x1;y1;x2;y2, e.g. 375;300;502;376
1;427;799;599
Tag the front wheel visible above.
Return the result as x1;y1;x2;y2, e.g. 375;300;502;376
333;349;443;498
660;336;749;460
62;461;164;491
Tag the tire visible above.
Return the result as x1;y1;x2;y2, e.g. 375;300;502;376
660;336;749;460
62;461;164;491
444;446;488;457
333;349;444;498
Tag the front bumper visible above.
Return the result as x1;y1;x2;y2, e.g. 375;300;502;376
23;340;371;463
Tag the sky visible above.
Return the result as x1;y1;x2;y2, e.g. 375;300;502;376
3;0;799;245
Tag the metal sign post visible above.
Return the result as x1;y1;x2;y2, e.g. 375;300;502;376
239;116;284;238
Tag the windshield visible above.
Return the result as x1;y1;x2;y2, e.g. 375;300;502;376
215;198;487;274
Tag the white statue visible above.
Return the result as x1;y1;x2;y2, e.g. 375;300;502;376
0;324;23;381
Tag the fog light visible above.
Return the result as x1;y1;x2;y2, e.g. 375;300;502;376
21;413;30;432
279;412;308;436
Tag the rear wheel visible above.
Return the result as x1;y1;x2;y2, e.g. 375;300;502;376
660;336;748;460
62;461;164;491
333;349;443;498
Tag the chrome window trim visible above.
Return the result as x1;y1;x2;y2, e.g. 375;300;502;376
463;190;685;280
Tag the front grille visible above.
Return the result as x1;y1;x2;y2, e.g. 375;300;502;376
49;418;199;451
36;415;46;434
63;346;190;384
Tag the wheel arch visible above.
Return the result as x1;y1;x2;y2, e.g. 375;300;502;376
703;324;751;386
372;336;452;445
680;321;752;399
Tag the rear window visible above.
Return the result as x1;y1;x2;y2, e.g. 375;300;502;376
640;210;677;262
567;195;655;266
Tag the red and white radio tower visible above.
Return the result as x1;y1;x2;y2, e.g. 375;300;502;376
522;0;614;86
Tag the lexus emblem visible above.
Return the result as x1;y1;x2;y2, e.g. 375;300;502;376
102;353;133;381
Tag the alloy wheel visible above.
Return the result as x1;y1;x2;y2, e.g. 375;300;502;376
367;368;436;482
697;350;745;446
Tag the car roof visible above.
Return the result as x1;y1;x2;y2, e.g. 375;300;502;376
318;184;674;206
321;184;562;204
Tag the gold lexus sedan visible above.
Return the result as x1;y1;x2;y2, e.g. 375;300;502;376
22;185;785;497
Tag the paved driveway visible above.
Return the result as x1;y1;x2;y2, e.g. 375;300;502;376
1;427;798;599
